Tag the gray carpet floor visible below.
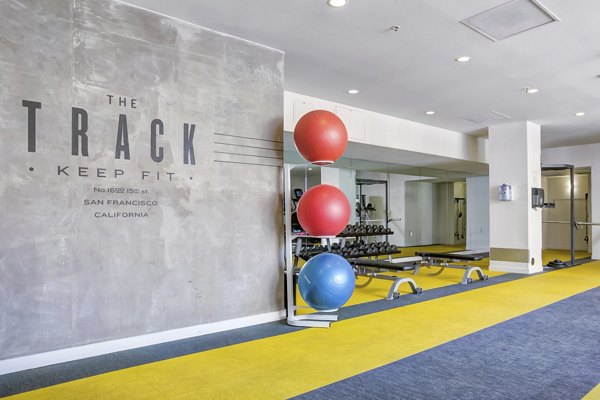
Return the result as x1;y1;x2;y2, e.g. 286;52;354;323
294;286;600;400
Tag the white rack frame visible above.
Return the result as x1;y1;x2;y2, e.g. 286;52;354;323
284;163;338;328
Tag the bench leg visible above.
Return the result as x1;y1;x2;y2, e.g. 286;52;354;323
387;277;423;300
461;266;489;284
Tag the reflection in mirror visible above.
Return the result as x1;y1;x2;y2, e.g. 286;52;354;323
284;132;487;253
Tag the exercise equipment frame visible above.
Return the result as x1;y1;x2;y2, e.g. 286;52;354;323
541;163;575;266
415;250;489;285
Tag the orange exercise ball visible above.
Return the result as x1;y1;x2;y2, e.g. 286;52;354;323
297;184;350;237
293;110;348;165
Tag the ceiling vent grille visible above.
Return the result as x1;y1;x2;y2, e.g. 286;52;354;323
461;0;559;42
462;111;511;124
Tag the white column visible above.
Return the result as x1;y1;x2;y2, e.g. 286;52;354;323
489;121;543;273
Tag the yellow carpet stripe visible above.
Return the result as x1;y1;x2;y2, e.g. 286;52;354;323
299;248;587;309
7;263;600;400
583;384;600;400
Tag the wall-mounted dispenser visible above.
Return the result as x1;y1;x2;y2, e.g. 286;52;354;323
499;183;512;201
531;187;545;208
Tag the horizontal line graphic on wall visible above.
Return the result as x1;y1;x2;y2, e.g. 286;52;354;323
213;159;281;168
213;132;283;144
213;142;283;152
214;151;283;160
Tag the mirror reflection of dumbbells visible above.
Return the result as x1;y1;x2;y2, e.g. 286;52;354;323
340;224;392;235
298;240;398;259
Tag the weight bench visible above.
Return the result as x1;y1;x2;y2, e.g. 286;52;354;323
414;250;489;285
351;257;423;300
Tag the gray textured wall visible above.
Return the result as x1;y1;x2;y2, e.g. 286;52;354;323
0;0;284;359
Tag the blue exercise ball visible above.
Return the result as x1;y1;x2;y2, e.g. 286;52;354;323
298;253;355;311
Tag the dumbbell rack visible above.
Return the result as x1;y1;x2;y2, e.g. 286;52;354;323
285;231;398;328
297;238;398;260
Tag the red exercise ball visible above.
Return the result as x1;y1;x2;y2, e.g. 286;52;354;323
294;110;348;165
297;184;350;237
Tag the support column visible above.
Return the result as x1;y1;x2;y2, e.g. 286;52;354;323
489;121;543;273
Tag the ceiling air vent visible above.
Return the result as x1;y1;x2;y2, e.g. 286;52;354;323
461;0;559;42
462;111;511;124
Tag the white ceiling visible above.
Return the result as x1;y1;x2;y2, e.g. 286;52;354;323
123;0;600;149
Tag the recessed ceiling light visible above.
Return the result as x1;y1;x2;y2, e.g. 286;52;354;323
426;111;435;115
525;87;539;94
348;89;359;94
308;167;313;171
575;112;585;117
455;56;471;62
327;0;348;7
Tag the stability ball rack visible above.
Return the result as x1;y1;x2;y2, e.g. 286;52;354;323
283;163;339;328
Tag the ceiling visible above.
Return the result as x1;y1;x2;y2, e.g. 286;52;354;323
122;0;600;149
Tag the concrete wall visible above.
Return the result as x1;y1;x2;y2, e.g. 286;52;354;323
0;0;283;363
